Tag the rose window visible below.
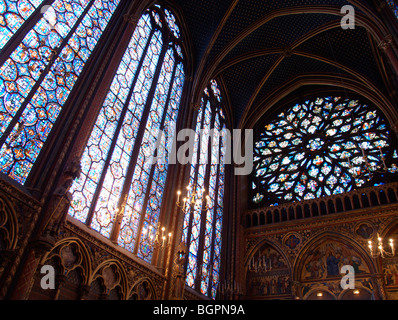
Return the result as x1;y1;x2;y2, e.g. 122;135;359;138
251;96;398;206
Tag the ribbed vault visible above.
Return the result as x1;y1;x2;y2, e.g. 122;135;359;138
172;0;398;128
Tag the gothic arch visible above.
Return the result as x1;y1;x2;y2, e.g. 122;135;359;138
337;286;373;300
129;0;195;78
128;276;158;300
41;238;93;287
90;259;129;300
293;231;377;282
244;238;293;287
377;216;398;239
192;4;394;111
303;287;337;300
245;238;290;268
0;195;18;251
241;74;398;130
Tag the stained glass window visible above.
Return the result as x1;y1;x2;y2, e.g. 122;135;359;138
0;0;121;184
68;5;185;263
181;80;226;299
251;96;398;207
387;0;398;18
0;0;47;50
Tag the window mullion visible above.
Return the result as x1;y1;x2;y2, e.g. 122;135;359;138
0;0;97;150
206;135;223;297
126;53;178;258
194;99;216;291
0;0;56;66
183;100;206;277
85;27;156;227
110;35;170;253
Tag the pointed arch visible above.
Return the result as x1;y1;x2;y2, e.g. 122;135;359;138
244;238;293;298
40;237;93;286
67;3;187;263
0;193;19;251
245;238;292;273
293;231;377;281
128;276;158;300
192;4;392;110
90;259;129;300
180;79;227;299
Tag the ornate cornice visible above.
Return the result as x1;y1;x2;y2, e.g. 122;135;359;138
244;202;398;239
63;217;165;283
0;178;41;210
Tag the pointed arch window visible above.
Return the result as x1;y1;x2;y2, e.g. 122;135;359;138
251;96;398;207
182;80;226;299
68;5;185;263
0;0;121;184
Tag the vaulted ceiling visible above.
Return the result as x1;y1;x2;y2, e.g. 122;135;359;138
173;0;396;129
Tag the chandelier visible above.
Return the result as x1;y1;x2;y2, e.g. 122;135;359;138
176;185;210;212
141;223;172;252
368;233;395;258
249;253;272;274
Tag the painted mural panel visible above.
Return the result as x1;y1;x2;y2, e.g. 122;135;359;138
246;244;291;298
301;239;369;281
383;258;398;299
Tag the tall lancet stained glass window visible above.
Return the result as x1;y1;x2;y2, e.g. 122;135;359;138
0;0;121;184
181;80;226;299
251;96;398;207
68;5;185;263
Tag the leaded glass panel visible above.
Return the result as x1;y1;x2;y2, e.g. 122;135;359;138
251;96;398;207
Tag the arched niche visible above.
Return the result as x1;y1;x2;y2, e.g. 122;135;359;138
294;233;376;300
89;260;129;300
128;277;158;300
0;195;18;252
245;240;292;299
29;238;92;300
339;287;373;300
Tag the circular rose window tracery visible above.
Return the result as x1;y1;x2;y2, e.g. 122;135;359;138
251;96;398;206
